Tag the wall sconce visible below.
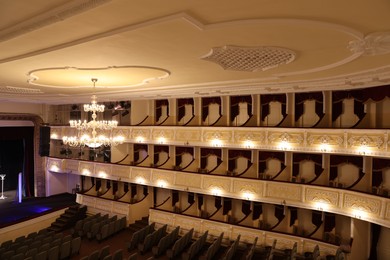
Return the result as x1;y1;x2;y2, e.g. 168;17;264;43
98;171;107;178
278;141;290;151
50;165;60;172
211;187;222;196
211;139;222;147
243;140;254;149
158;137;166;144
319;143;330;152
352;209;366;220
242;191;253;201
82;169;91;176
157;180;167;188
135;176;145;184
357;145;370;155
50;133;58;139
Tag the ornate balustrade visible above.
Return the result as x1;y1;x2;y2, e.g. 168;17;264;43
75;193;151;224
149;208;338;257
50;126;390;158
48;158;390;228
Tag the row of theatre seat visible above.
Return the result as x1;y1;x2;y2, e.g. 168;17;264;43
127;222;253;260
71;212;127;241
0;227;81;260
126;222;347;260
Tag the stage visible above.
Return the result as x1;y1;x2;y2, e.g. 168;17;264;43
0;191;78;228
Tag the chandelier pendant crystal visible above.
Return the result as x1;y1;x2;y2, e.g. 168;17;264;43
62;78;124;148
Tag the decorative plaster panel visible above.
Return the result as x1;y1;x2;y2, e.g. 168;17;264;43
202;221;229;237
175;215;202;232
149;210;174;226
131;128;151;140
95;199;112;211
202;176;231;193
343;193;381;216
111;165;130;180
112;201;129;216
152;129;174;141
386;203;390;220
151;170;174;186
95;163;112;177
232;179;263;197
203;130;232;142
175;129;201;143
65;159;80;173
79;162;95;176
305;187;339;207
131;168;151;184
175;173;202;188
234;130;264;144
266;183;302;201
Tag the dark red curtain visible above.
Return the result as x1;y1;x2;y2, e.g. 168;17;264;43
131;184;137;198
228;149;252;172
372;158;390;187
155;99;169;122
289;207;297;226
200;148;222;170
153;145;169;165
134;144;148;162
214;196;222;209
202;97;221;122
242;201;252;215
331;85;390;124
230;95;252;122
292;153;323;177
258;151;285;174
175;146;194;166
274;205;285;221
177;98;194;122
197;194;204;210
324;213;336;232
188;192;195;204
172;190;179;207
329;155;363;181
295;92;324;122
223;198;232;215
312;211;323;227
252;202;263;220
260;94;287;122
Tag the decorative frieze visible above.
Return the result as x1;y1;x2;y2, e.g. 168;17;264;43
343;193;381;216
266;183;302;201
55;158;390;228
305;187;339;207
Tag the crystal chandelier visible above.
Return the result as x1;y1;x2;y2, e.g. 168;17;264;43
62;78;124;148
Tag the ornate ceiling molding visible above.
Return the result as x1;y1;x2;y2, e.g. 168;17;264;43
202;45;296;72
348;31;390;56
0;0;112;43
27;65;171;89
